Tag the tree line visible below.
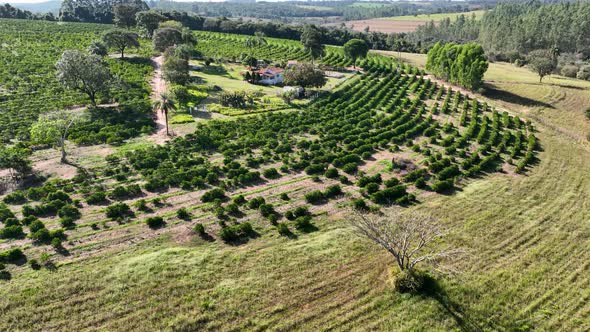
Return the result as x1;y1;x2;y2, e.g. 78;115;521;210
411;1;590;56
425;42;488;91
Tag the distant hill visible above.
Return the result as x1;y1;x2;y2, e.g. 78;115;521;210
3;0;62;13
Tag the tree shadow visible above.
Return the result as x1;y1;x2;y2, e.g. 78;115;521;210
483;85;554;109
419;275;530;331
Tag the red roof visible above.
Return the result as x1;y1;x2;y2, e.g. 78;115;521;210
258;67;284;76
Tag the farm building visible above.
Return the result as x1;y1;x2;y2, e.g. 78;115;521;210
257;67;284;85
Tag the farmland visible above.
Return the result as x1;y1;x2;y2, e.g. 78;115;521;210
0;19;155;144
327;10;485;33
2;14;590;332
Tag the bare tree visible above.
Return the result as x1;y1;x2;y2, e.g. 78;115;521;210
351;209;463;274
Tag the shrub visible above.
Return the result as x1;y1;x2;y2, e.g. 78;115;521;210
384;177;400;188
294;215;313;231
135;199;149;211
144;178;168;192
225;203;240;216
431;179;454;193
394;270;425;293
145;216;165;229
259;203;275;217
219;222;254;242
58;204;81;220
193;223;206;236
561;65;579;78
280;193;290;201
415;177;427;189
29;259;41;270
105;203;132;220
262;168;280;179
305;190;325;204
29;220;46;233
202;188;226;203
46;191;71;203
324;185;343;198
324;168;339;178
86;192;108;205
3;191;27;205
342;162;358;174
0;225;25;239
370;185;408;205
176;208;191;220
247;197;265;209
577;65;590;81
60;218;76;229
0;248;25;264
233;195;247;205
0;206;16;223
277;223;291;236
4;218;19;227
352;198;368;211
305;164;325;175
365;182;380;194
30;228;51;243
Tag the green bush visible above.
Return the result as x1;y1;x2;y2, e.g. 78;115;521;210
324;167;339;178
58;204;81;220
202;188;226;203
145;216;165;229
0;225;25;239
176;208;191;220
294;215;313;231
262;168;281;179
277;222;291;236
247;197;265;209
280;193;290;201
0;248;25;264
431;179;454;193
105;203;132;220
193;223;206;236
86;192;108;205
304;190;325;204
3;191;27;205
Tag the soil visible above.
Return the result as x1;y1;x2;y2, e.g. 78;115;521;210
148;55;171;145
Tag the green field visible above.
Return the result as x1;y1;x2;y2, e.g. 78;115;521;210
381;10;485;21
2;18;590;331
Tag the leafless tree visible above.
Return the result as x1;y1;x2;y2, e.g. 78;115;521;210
350;209;464;274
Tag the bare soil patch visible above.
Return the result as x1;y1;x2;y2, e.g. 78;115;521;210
323;19;426;33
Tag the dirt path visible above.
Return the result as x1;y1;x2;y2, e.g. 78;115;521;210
148;55;171;145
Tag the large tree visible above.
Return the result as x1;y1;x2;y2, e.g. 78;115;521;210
162;47;190;85
56;50;111;106
113;4;140;29
527;49;557;83
301;25;325;63
136;11;166;37
343;38;369;68
102;29;140;58
284;63;327;92
153;93;176;136
30;110;88;163
153;27;183;52
351;210;463;291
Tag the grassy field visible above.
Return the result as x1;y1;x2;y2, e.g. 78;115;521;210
327;10;485;33
382;10;485;21
2;42;590;331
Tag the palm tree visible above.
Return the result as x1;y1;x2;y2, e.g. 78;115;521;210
153;92;176;136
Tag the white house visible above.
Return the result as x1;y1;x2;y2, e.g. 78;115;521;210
257;67;284;85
